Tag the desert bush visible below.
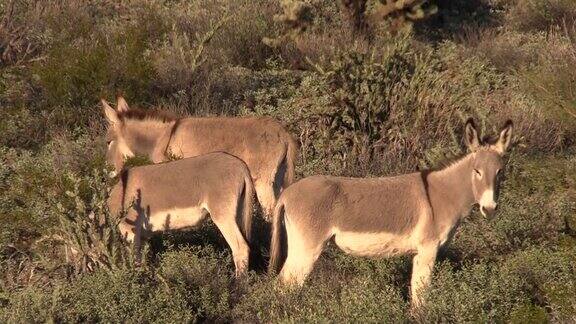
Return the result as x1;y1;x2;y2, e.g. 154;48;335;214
0;148;59;247
234;271;408;322
507;0;576;32
457;28;576;143
33;16;162;110
420;245;576;322
0;247;236;323
517;30;576;123
247;35;504;176
44;168;141;275
156;246;234;321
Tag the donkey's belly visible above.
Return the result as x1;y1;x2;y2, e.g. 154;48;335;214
334;230;417;257
148;206;208;232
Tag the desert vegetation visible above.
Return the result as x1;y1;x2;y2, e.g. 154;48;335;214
1;0;575;322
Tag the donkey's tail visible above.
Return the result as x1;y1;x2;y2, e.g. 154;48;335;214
283;134;299;187
241;173;255;245
269;198;286;275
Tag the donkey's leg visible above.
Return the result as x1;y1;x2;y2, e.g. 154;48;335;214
211;208;251;277
254;178;277;221
410;245;438;308
279;218;326;285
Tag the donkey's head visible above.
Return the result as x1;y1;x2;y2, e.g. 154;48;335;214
102;97;135;177
464;118;513;217
102;97;178;176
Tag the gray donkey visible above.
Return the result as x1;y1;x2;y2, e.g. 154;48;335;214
269;119;513;306
107;152;254;276
102;97;298;220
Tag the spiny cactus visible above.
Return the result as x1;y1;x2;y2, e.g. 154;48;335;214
266;0;436;48
263;0;313;47
340;0;437;34
368;0;438;31
43;169;145;275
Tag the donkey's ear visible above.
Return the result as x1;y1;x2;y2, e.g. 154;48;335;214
102;99;120;125
495;120;513;155
117;96;130;112
464;118;480;151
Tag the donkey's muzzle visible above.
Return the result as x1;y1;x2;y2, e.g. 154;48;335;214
481;205;497;217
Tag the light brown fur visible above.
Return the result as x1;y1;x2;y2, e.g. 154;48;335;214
269;119;514;307
102;97;298;220
107;152;254;276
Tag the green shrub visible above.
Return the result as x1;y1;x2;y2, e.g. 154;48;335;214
157;246;234;321
420;246;576;322
247;35;503;176
518;32;576;124
0;247;236;323
233;271;408;323
0;148;59;247
507;0;576;32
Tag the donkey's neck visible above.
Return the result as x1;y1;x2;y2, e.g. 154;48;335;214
427;154;476;234
125;120;177;163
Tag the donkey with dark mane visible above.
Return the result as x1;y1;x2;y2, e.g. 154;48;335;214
269;119;513;306
108;152;254;276
102;97;298;220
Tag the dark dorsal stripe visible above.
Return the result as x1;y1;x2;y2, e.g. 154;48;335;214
163;119;181;159
420;170;434;221
120;168;130;213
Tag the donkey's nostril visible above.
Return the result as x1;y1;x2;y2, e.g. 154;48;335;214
481;206;496;217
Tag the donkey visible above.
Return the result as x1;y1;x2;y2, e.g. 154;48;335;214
102;97;298;220
269;118;513;306
107;152;254;276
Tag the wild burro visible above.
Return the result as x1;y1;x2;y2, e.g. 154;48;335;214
101;97;298;220
269;119;513;306
107;152;254;277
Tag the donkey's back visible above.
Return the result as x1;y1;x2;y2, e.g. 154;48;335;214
109;152;251;217
278;174;430;235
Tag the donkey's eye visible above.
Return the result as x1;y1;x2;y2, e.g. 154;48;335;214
107;140;113;147
474;169;482;177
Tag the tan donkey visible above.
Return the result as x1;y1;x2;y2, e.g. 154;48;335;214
102;97;298;220
269;119;513;306
107;152;254;276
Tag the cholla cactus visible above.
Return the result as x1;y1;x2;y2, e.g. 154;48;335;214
265;0;436;47
263;0;313;47
368;0;438;31
340;0;437;34
45;169;145;275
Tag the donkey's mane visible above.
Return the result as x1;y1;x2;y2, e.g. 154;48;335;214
427;153;468;172
119;107;177;123
422;144;497;174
